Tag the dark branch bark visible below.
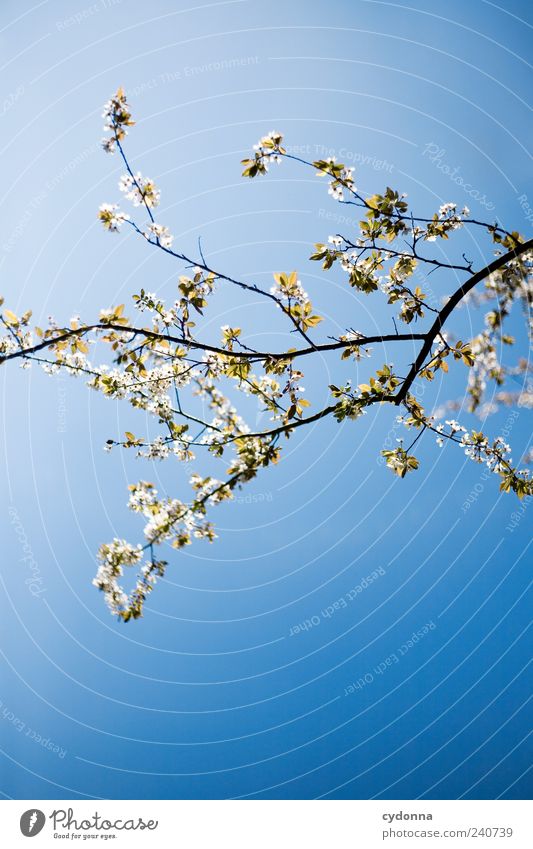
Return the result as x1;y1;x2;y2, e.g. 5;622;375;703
0;324;426;366
394;238;533;405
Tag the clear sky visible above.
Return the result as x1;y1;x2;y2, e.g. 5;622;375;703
0;0;531;800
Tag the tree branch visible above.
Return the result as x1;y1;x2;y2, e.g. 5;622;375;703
0;323;426;366
394;238;533;405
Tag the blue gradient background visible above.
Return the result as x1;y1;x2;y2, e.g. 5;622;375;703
0;0;531;800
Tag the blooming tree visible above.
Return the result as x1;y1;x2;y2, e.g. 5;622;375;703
1;89;531;621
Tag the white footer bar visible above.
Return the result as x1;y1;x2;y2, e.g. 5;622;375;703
1;799;531;848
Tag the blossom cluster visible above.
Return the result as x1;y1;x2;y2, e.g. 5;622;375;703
196;379;250;443
101;87;134;154
145;222;173;248
93;473;235;619
381;445;420;477
119;172;160;208
423;203;470;241
241;131;285;178
270;271;308;304
313;157;355;201
98;203;130;232
432;419;531;495
93;539;144;616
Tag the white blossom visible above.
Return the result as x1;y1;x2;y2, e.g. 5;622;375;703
98;203;130;232
119;172;160;208
146;222;173;248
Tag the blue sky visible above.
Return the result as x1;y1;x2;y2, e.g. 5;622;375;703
0;0;531;800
